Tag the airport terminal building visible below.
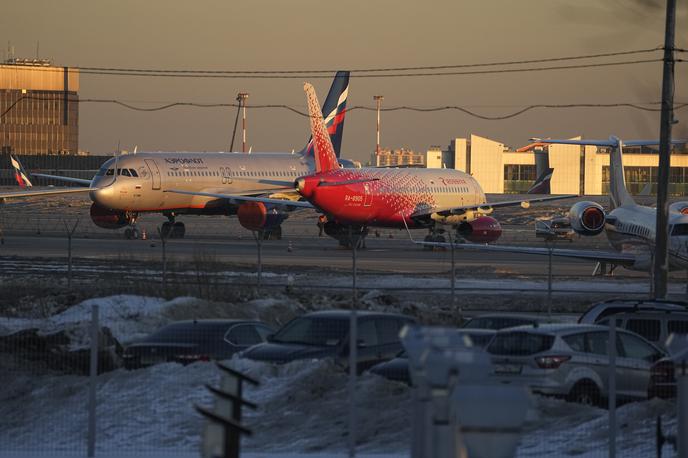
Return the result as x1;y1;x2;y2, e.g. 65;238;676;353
426;134;688;195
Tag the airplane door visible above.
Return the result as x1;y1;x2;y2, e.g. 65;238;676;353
363;183;372;207
220;166;232;185
144;159;161;190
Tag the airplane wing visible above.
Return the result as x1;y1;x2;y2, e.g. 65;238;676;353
164;189;315;209
0;188;92;200
411;194;577;218
411;238;637;266
30;173;93;186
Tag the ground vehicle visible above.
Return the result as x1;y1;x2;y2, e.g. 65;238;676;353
122;320;274;369
487;324;665;405
369;329;496;384
241;310;416;372
461;313;560;331
596;310;688;352
578;299;687;324
535;216;575;242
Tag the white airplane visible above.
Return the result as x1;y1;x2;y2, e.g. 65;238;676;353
411;136;688;273
1;72;350;239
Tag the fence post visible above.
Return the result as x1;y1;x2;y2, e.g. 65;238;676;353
157;226;168;293
348;226;359;458
87;304;99;457
63;218;79;289
678;360;688;458
608;319;617;458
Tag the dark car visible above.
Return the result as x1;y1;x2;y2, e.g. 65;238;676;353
241;310;416;372
648;345;688;399
369;328;496;384
123;319;274;369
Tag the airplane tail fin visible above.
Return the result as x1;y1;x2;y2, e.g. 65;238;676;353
10;155;33;188
608;141;635;208
527;168;553;194
299;71;349;159
304;82;340;173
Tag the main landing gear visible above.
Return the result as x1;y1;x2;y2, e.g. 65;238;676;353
422;227;447;250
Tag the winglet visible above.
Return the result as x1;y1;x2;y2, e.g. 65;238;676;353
304;82;340;173
10;155;33;188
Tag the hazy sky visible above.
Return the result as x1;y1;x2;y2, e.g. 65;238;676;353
4;0;688;162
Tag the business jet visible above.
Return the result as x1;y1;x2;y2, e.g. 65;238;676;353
412;136;688;273
166;82;576;247
3;72;350;239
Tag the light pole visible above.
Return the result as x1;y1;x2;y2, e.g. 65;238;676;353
236;92;249;153
373;95;383;158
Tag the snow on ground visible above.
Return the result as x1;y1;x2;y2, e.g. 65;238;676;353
0;354;678;457
0;293;680;456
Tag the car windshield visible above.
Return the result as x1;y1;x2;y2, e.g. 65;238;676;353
462;316;534;330
145;323;229;344
272;317;348;346
487;332;555;356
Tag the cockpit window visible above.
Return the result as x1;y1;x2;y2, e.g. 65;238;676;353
129;169;138;177
120;169;131;177
671;224;688;236
105;168;115;176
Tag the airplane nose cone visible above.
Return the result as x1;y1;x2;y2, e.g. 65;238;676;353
89;185;115;207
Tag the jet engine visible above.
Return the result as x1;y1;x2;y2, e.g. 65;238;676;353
670;202;688;215
89;203;132;229
457;216;502;243
237;202;288;232
568;201;606;236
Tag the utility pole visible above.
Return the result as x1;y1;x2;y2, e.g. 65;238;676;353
236;92;249;153
373;95;383;160
653;0;677;299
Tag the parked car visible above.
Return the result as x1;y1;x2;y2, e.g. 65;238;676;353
369;328;496;384
596;310;688;352
122;319;274;369
578;298;687;324
648;344;688;399
241;310;416;372
486;324;665;405
461;313;559;331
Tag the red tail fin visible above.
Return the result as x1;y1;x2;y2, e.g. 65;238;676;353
304;83;340;173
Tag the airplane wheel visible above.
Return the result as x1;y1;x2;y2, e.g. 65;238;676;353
171;222;185;238
131;228;140;240
273;226;282;240
435;235;446;243
124;228;133;239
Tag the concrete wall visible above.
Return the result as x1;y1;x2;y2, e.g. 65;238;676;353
469;134;505;193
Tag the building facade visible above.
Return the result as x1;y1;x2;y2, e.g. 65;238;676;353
0;59;79;155
427;134;688;195
372;147;425;167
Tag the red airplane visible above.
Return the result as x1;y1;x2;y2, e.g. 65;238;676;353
173;83;575;246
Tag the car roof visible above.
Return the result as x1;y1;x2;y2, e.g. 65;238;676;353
162;319;266;327
611;310;688;319
589;298;688;309
496;323;608;335
303;310;416;321
466;313;553;321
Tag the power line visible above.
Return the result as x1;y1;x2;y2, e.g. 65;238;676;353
76;58;662;79
2;94;687;122
73;47;662;74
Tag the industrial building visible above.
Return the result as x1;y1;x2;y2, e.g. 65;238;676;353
0;58;79;156
426;134;688;195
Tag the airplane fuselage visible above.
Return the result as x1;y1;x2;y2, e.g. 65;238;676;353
604;204;688;271
297;167;487;228
90;152;312;215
